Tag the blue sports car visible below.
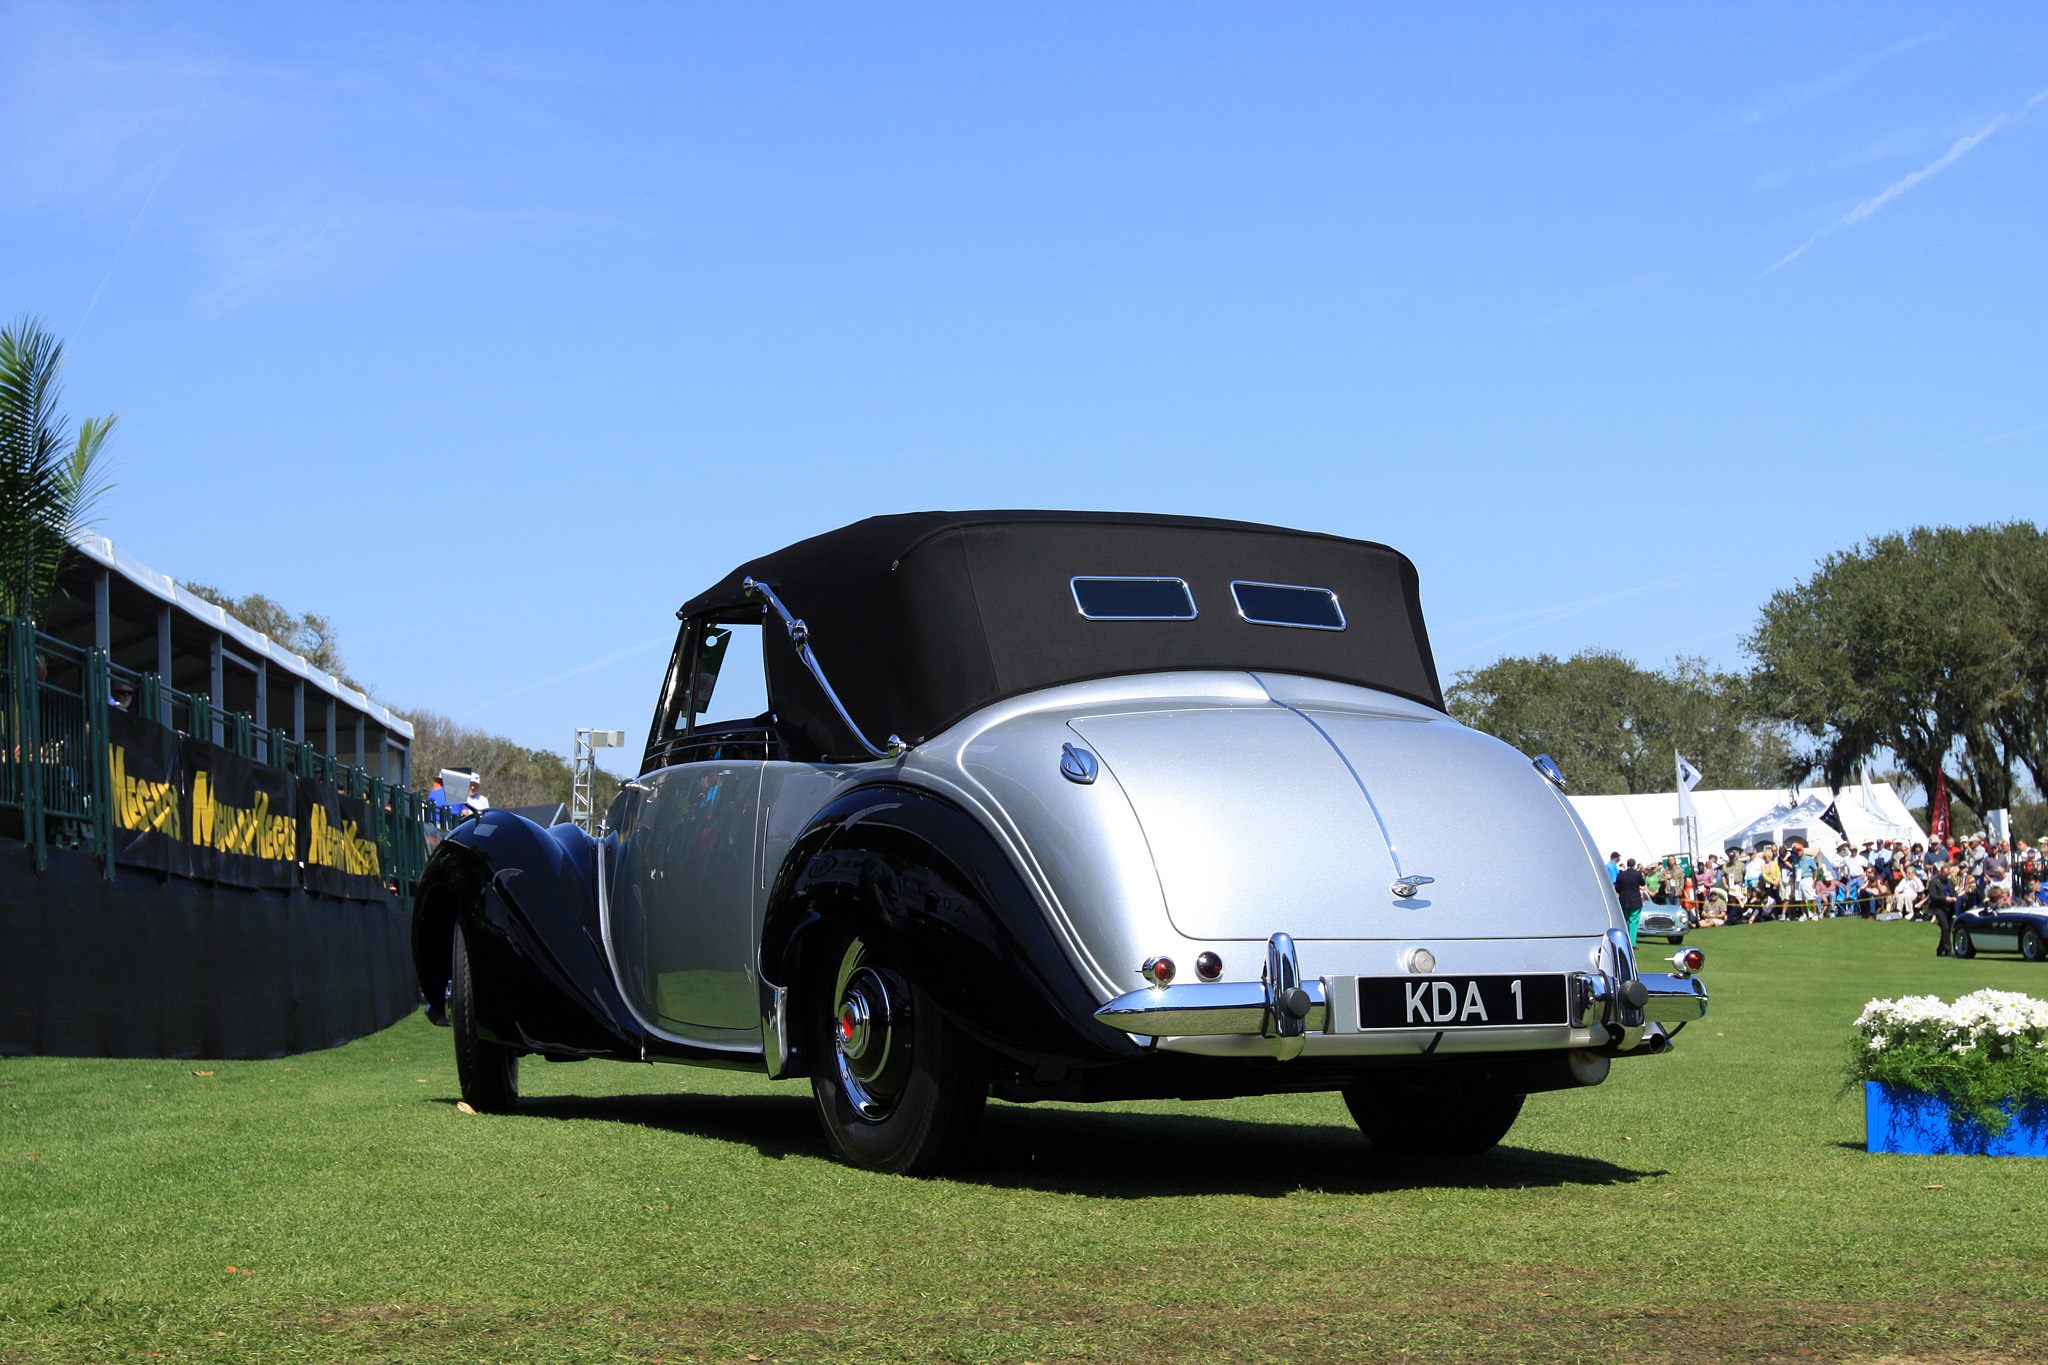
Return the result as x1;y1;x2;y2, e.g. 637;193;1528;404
1953;904;2048;961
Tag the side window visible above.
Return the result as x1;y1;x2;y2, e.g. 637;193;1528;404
1230;581;1346;630
650;626;694;746
690;619;770;728
1070;576;1198;620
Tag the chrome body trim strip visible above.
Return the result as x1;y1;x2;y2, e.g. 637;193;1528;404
1250;673;1408;880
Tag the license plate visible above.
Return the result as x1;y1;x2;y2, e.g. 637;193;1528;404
1357;974;1568;1029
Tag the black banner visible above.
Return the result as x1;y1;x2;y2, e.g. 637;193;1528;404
102;717;387;901
107;710;183;874
298;777;385;902
181;738;299;891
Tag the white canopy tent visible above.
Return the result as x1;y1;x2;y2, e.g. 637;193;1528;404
1569;782;1925;869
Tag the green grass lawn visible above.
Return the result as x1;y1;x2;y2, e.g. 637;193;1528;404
5;918;2047;1364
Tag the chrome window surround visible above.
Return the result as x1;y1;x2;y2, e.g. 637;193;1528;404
1230;580;1346;631
1069;576;1199;621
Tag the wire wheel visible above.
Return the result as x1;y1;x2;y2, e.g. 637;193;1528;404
1952;928;1976;960
2022;927;2045;963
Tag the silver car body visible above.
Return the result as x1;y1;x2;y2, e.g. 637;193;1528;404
602;667;1647;1061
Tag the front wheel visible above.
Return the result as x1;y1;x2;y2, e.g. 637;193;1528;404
2022;927;2045;962
807;933;987;1174
1953;927;1976;960
451;920;519;1113
1344;1086;1524;1156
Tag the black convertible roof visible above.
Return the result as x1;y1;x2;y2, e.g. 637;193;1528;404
679;510;1442;761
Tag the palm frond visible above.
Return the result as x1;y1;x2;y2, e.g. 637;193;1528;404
0;316;117;622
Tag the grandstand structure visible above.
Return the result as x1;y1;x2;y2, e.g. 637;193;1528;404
1;537;449;1060
45;533;414;785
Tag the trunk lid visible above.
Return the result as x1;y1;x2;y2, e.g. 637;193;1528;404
1069;699;1608;941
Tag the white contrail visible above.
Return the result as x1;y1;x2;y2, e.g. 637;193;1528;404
1712;30;1945;133
1759;87;2048;278
73;131;190;344
468;634;670;712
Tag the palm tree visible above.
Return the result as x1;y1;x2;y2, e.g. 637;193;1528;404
0;316;116;623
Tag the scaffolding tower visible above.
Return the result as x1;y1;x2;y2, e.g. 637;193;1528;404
572;728;624;832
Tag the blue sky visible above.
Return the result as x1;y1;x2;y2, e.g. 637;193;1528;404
7;3;2046;773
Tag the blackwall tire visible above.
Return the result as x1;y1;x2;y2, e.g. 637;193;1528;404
1953;928;1976;960
2022;927;2045;963
452;920;520;1113
807;932;987;1175
1343;1086;1524;1156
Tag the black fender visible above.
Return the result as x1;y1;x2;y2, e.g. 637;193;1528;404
761;784;1147;1072
414;810;736;1064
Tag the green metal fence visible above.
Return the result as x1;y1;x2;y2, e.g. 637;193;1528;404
1;615;451;902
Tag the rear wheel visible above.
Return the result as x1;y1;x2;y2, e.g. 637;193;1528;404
451;920;519;1113
1344;1086;1524;1156
2021;927;2045;962
1953;927;1976;960
807;932;987;1174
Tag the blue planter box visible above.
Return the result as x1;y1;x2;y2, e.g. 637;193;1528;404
1866;1081;2048;1157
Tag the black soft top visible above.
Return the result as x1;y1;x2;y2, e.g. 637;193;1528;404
680;510;1442;761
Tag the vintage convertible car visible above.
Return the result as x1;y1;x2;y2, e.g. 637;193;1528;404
1953;904;2048;960
413;511;1708;1173
1636;902;1693;945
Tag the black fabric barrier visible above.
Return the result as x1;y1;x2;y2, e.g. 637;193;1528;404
183;737;300;890
103;713;386;901
108;709;183;874
299;778;385;902
0;842;417;1059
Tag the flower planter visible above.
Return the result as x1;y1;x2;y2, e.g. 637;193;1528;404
1865;1082;2048;1157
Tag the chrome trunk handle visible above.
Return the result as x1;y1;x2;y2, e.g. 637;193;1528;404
742;577;906;760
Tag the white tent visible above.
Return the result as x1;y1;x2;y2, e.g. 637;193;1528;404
1568;782;1926;869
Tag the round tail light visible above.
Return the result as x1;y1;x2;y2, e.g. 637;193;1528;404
1141;956;1176;987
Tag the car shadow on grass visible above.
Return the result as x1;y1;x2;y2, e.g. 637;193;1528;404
489;1093;1657;1197
498;1092;824;1161
965;1104;1660;1197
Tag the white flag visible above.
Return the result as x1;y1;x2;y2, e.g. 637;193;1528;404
1676;752;1701;823
1859;764;1877;813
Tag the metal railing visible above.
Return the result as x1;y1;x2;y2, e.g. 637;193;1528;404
2;615;453;901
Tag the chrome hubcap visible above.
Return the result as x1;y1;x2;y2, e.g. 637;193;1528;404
832;954;911;1121
838;994;873;1059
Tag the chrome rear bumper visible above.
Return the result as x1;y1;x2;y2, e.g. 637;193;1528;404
1094;932;1328;1059
1637;971;1709;1023
1092;930;1708;1057
1095;978;1330;1037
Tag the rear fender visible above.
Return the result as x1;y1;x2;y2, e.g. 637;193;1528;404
761;784;1147;1072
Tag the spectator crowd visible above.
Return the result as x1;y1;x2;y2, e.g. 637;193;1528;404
1608;833;2042;957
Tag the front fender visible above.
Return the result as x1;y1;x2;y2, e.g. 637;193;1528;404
762;784;1147;1071
414;811;641;1058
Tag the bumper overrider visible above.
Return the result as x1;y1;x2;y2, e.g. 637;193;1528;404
1094;928;1707;1061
